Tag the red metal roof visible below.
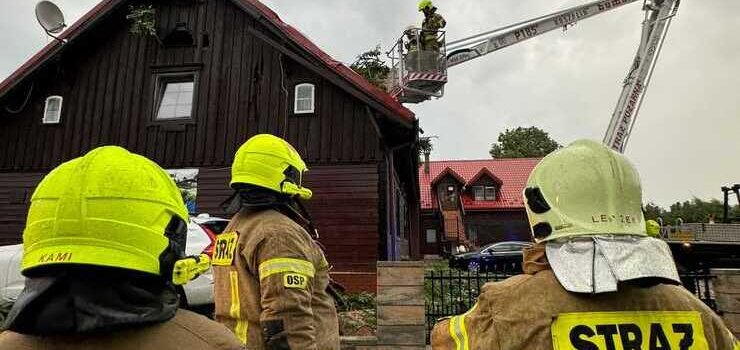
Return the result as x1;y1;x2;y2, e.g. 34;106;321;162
419;158;542;210
0;0;414;123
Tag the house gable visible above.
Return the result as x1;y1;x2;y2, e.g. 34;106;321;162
0;0;415;170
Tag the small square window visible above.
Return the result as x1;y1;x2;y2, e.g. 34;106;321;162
294;83;315;114
426;229;437;243
473;186;484;201
485;186;496;200
473;185;496;201
43;96;63;124
154;73;196;121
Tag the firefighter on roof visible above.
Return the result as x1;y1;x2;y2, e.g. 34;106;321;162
0;146;240;350
430;139;738;350
213;134;340;350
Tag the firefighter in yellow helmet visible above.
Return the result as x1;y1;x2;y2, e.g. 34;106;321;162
646;219;662;237
212;134;339;349
431;140;738;350
418;0;446;52
0;146;241;350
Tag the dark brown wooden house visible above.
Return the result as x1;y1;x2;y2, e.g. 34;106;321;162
0;0;420;292
418;159;539;257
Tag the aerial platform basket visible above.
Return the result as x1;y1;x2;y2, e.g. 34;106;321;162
387;28;448;104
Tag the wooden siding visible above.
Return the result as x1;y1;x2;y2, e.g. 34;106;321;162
0;164;382;271
0;173;45;245
0;0;418;271
0;0;383;171
196;164;381;271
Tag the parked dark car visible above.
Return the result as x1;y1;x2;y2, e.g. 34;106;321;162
449;241;533;273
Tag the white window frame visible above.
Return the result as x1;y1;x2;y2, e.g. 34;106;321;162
42;95;63;124
425;229;437;243
153;72;197;122
294;83;315;114
473;185;497;201
473;186;484;201
484;186;497;201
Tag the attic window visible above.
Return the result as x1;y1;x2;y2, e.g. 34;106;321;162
294;83;315;114
43;96;63;124
154;72;196;121
473;185;496;201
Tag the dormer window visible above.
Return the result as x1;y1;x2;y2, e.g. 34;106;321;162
473;185;496;201
43;96;63;124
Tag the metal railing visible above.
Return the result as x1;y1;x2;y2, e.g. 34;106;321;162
661;223;740;243
425;269;515;341
424;268;717;340
386;28;447;96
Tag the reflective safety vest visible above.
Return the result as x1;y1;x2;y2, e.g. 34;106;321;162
431;245;739;350
212;209;340;350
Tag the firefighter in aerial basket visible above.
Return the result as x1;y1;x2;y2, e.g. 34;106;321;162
430;139;739;350
419;0;446;52
213;134;340;350
0;146;241;350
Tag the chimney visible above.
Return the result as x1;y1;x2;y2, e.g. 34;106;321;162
423;152;430;174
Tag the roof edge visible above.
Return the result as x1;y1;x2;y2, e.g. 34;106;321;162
0;0;122;98
0;0;415;125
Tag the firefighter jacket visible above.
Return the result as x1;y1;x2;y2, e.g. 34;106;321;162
212;208;340;350
0;309;242;350
431;244;739;350
421;12;446;50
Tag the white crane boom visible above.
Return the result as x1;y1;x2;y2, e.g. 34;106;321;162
603;0;679;153
389;0;679;153
446;0;640;68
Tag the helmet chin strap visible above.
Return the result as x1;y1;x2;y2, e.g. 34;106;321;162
221;185;319;239
159;216;210;286
159;216;188;283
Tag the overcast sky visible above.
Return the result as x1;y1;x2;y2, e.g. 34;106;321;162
1;0;738;207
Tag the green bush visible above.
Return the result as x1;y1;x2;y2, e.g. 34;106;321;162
335;292;377;336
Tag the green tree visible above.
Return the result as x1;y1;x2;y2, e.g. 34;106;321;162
489;126;561;158
417;136;436;163
643;198;740;224
350;45;390;92
643;202;665;221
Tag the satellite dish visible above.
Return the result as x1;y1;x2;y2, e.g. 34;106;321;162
35;1;66;35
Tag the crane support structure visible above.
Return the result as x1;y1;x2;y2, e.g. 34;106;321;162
603;0;679;153
390;0;680;153
444;0;680;153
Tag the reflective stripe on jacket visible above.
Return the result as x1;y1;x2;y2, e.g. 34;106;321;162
431;244;738;350
213;209;339;350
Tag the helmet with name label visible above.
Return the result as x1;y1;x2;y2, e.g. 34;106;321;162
523;139;646;242
22;146;189;276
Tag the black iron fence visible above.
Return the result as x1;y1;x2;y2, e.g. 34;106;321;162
425;269;514;339
680;271;717;310
424;268;717;339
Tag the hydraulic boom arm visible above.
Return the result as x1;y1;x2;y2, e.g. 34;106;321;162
444;0;679;153
602;0;679;152
446;0;640;68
